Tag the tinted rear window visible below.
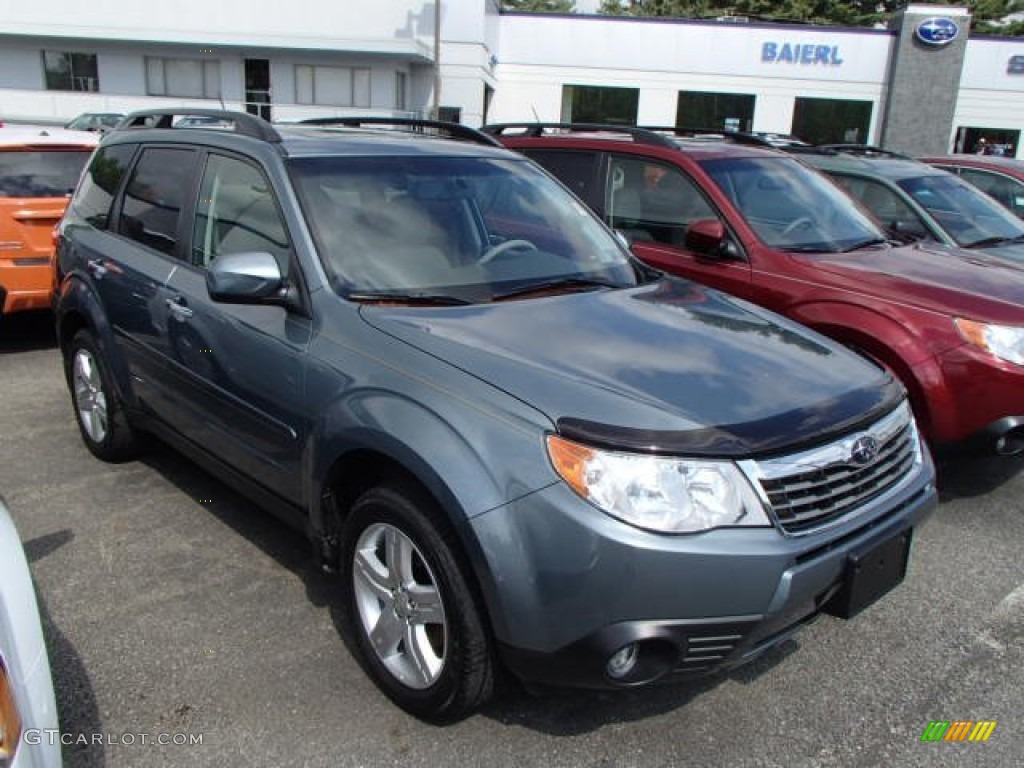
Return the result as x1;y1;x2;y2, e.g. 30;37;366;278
0;150;93;198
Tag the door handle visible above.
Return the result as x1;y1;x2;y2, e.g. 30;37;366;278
86;259;108;279
166;297;194;320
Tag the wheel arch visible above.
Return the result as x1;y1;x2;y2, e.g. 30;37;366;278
788;301;951;441
56;277;135;406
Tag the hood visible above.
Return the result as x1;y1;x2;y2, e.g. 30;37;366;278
809;241;1024;324
361;279;900;457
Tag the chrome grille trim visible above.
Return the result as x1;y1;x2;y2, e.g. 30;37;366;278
738;402;922;536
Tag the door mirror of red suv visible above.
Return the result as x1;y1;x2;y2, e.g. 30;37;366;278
685;218;728;256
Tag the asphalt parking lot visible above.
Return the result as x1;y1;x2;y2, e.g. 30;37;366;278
1;309;1022;768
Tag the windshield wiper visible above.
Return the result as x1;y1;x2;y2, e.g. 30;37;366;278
777;245;826;253
346;291;472;306
490;277;621;301
839;237;891;253
963;235;1024;249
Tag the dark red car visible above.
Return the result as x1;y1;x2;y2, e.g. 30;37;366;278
485;123;1024;455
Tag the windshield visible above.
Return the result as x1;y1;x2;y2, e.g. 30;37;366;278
700;156;885;252
290;155;639;302
0;150;93;197
896;173;1024;248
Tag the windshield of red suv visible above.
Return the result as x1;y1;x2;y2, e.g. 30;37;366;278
291;155;640;302
896;173;1024;248
700;156;887;253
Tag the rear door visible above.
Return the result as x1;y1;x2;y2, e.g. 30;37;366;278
103;145;201;421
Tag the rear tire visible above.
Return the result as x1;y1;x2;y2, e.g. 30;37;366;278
65;329;140;462
341;483;493;722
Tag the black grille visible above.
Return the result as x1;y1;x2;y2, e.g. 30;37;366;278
759;420;917;534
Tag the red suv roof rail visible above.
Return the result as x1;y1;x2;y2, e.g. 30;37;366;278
481;122;678;149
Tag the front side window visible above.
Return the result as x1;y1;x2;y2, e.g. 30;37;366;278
70;144;136;227
896;173;1024;248
701;156;883;252
119;148;198;257
606;156;717;247
146;58;221;99
290;155;638;301
830;175;929;241
295;65;371;107
192;154;290;270
43;51;99;92
957;168;1024;216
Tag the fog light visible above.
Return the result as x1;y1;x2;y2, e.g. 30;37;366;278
606;643;639;679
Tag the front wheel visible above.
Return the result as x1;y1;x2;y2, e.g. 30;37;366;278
341;484;493;722
65;329;140;462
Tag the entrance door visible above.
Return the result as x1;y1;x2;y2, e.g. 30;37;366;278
244;59;271;121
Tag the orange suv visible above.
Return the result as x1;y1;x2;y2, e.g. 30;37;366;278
0;125;97;315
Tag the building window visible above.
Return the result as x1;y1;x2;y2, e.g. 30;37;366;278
43;51;99;92
677;91;755;132
562;85;638;125
395;71;407;111
146;58;221;99
295;65;371;107
792;97;872;145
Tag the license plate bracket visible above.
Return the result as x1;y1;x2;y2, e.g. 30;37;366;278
825;528;912;619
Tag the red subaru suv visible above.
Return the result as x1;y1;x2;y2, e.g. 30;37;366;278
484;123;1024;455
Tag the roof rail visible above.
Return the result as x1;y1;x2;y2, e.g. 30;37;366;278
298;117;502;147
481;122;678;149
637;126;818;151
117;108;281;142
817;144;910;159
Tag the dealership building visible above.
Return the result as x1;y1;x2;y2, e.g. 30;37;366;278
1;2;1022;156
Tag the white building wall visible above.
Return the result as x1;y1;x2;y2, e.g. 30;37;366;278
489;15;893;138
953;37;1024;154
1;0;434;56
0;36;424;123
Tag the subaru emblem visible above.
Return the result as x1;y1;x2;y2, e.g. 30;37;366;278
850;435;879;465
915;18;959;46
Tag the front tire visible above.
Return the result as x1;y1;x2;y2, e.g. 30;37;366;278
341;483;493;722
65;329;140;462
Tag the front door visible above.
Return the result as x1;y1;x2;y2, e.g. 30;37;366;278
165;151;310;501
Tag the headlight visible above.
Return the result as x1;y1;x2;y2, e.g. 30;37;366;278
0;658;22;767
546;434;770;533
955;318;1024;366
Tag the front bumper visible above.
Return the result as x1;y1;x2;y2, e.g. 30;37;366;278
928;343;1024;447
470;457;936;690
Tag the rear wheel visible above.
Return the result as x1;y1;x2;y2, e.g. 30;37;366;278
66;329;140;462
341;483;493;722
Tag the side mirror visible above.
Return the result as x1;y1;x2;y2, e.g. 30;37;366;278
206;252;285;304
685;218;732;257
889;219;928;242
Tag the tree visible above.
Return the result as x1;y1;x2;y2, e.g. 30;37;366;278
501;0;577;12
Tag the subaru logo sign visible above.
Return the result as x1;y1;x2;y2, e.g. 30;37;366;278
916;18;959;46
850;436;879;466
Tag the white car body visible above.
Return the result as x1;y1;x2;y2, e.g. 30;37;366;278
0;497;61;768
